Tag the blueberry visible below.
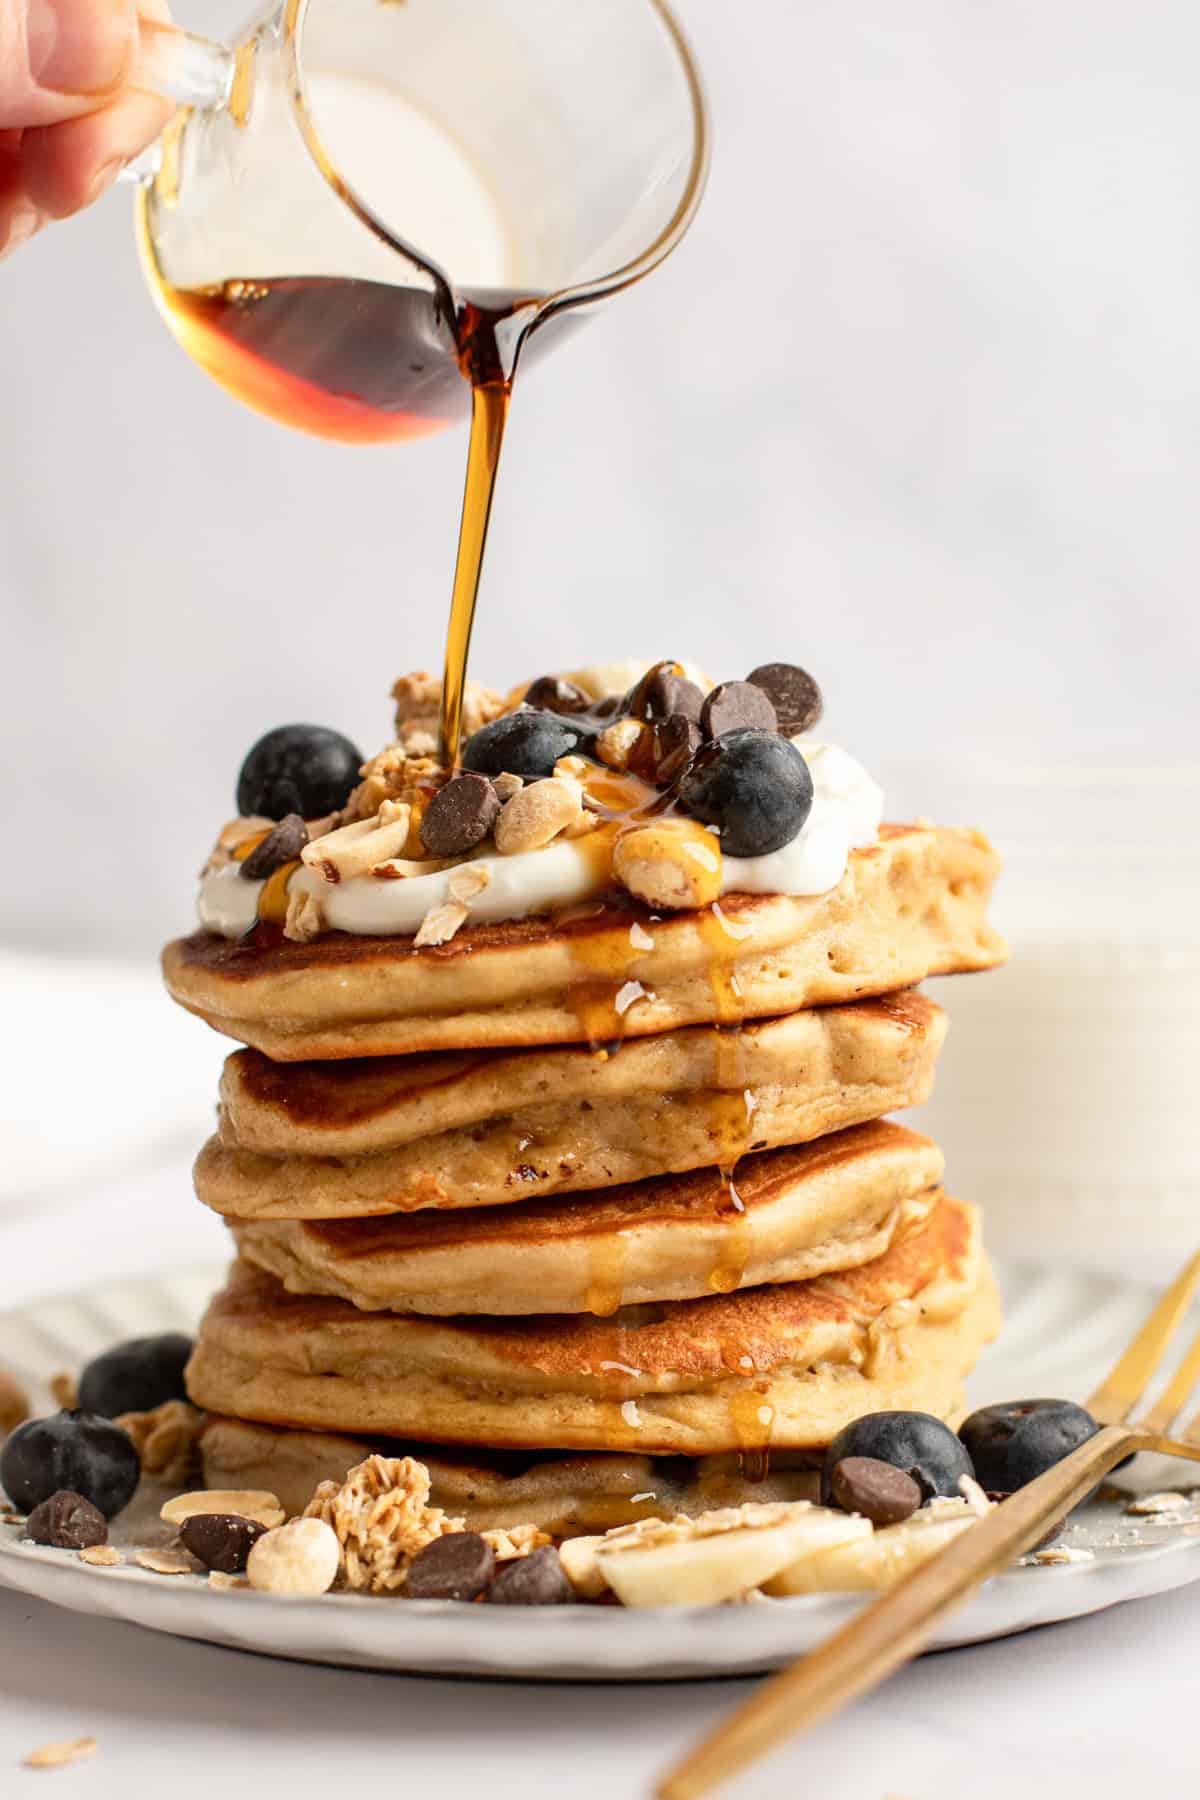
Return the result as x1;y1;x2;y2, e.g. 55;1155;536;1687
77;1333;193;1419
959;1399;1100;1495
821;1411;974;1504
678;729;814;858
461;710;591;780
1;1411;140;1519
236;724;363;821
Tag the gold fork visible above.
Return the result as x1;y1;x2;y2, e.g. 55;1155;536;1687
657;1249;1200;1800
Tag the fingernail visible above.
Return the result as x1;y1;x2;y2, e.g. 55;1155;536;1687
0;204;43;260
27;0;134;96
86;155;127;204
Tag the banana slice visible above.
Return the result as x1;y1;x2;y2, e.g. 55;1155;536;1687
766;1503;979;1596
595;1504;869;1608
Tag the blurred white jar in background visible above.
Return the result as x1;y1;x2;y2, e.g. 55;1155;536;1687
910;758;1200;1281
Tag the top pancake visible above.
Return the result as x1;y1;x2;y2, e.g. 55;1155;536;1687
163;822;1005;1059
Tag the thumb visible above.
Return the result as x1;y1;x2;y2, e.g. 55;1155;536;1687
0;0;137;129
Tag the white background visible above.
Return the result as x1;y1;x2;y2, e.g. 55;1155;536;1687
2;4;1200;1792
2;0;1199;954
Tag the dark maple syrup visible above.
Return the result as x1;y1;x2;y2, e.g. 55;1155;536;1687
145;273;540;447
144;243;550;766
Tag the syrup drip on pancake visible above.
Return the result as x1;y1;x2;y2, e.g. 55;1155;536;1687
694;907;769;1478
726;1386;775;1483
561;764;696;1052
695;908;754;1287
583;1235;626;1319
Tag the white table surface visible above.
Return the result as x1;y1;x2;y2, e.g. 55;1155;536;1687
2;952;1197;1798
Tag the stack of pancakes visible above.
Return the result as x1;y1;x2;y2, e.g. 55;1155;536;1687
165;818;1006;1532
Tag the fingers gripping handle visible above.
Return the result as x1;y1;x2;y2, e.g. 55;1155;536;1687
130;17;235;108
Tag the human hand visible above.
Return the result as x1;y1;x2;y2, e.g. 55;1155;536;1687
1;0;173;257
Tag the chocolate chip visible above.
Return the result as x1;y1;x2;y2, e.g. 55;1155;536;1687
485;1545;571;1606
420;772;500;858
26;1489;107;1550
179;1512;267;1573
627;664;705;724
239;814;309;881
523;675;593;715
829;1457;922;1527
700;681;778;740
746;662;823;736
405;1531;496;1601
651;713;702;784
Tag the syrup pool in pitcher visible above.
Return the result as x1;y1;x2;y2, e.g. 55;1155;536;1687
138;71;530;447
143;275;514;446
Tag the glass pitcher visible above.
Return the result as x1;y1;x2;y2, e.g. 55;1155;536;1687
129;0;710;444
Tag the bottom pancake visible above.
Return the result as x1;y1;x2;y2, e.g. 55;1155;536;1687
198;1415;825;1533
186;1197;998;1455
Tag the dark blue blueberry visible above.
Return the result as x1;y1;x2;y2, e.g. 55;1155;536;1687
959;1399;1100;1495
236;724;363;820
822;1411;974;1504
77;1333;193;1420
1;1411;141;1519
678;729;814;858
460;710;591;780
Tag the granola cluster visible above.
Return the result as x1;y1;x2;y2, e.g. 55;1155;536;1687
302;1454;466;1594
388;670;507;757
114;1401;206;1487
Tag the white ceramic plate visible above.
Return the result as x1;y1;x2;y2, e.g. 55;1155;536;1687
0;1260;1198;1681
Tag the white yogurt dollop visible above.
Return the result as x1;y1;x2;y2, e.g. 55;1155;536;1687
196;741;884;940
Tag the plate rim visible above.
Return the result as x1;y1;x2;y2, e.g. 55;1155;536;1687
2;1256;1199;1680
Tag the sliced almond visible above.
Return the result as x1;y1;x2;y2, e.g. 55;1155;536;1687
160;1489;285;1530
301;809;413;883
283;887;324;944
447;861;491;904
413;901;470;948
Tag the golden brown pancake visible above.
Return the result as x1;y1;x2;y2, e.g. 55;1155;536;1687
230;1121;943;1314
162;824;1004;1059
198;1415;824;1532
186;1197;998;1454
201;992;945;1218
